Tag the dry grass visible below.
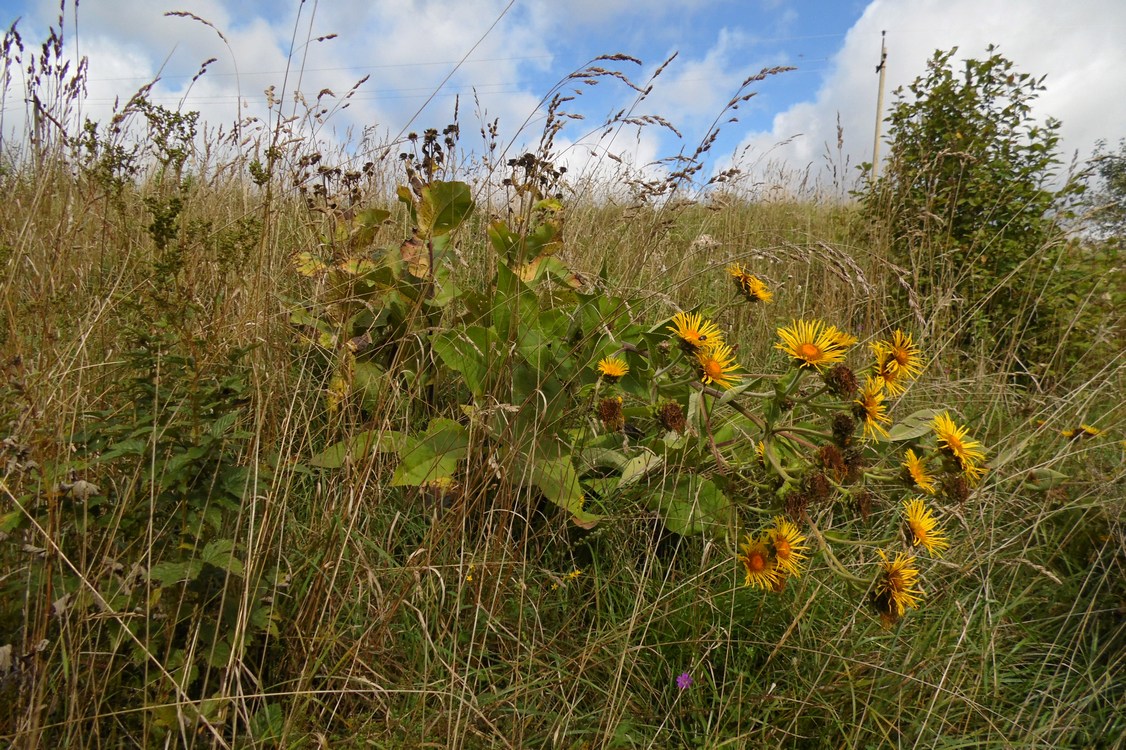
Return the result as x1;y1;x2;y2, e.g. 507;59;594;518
1;9;1124;750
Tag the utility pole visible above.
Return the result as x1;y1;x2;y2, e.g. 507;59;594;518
871;30;888;182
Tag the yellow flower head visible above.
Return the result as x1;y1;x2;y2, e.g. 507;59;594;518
765;516;809;578
903;449;937;495
902;498;949;556
1063;423;1101;439
871;330;923;395
597;356;629;381
775;319;856;370
668;311;723;351
727;263;773;303
738;534;780;590
871;549;924;623
932;412;987;481
853;376;891;439
695;340;742;390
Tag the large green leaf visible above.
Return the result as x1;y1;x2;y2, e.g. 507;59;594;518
432;325;495;398
649;474;732;536
531;454;600;527
885;408;942;442
391;418;470;486
309;429;408;468
419;181;474;237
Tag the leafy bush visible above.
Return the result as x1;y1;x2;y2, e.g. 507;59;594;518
862;46;1085;379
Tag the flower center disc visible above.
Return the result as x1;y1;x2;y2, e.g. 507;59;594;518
797;343;821;360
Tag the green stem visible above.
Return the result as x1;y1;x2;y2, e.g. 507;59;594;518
805;515;869;585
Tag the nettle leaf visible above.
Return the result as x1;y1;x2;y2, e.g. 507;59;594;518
149;560;204;585
391;418;470;486
310;429;408;468
885;408;942;442
650;474;732;536
419;181;473;237
201;539;244;577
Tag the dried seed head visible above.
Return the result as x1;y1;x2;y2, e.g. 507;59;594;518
824;363;859;398
658;401;686;434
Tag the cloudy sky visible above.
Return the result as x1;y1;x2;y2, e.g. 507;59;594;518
2;0;1123;189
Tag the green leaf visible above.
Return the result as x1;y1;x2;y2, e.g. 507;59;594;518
531;455;600;527
886;408;942;442
619;450;662;488
418;181;474;237
1024;467;1068;491
649;475;732;536
353;361;390;413
391;418;470;486
201;539;245;576
488;220;522;261
0;509;23;533
149;560;203;584
309;429;408;468
432;326;495;398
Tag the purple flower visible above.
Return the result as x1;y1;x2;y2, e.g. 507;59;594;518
676;672;693;690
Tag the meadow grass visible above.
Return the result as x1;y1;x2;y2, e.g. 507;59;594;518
0;16;1123;750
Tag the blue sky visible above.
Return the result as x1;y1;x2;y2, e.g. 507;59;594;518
2;0;1122;190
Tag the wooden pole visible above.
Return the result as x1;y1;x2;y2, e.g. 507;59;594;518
871;31;888;181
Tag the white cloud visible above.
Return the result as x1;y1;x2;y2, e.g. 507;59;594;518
726;0;1126;191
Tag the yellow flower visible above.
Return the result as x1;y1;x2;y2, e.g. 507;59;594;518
597;356;629;381
902;498;949;555
853;376;890;439
738;535;780;590
932;412;987;482
871;549;923;622
695;340;742;390
903;449;937;494
775;319;856;370
765;516;808;578
727;263;773;303
871;330;923;395
1063;423;1101;439
668;311;723;351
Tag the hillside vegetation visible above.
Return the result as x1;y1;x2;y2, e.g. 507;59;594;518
0;17;1123;749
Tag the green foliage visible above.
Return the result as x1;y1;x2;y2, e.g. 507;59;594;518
863;46;1084;377
1089;137;1126;244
